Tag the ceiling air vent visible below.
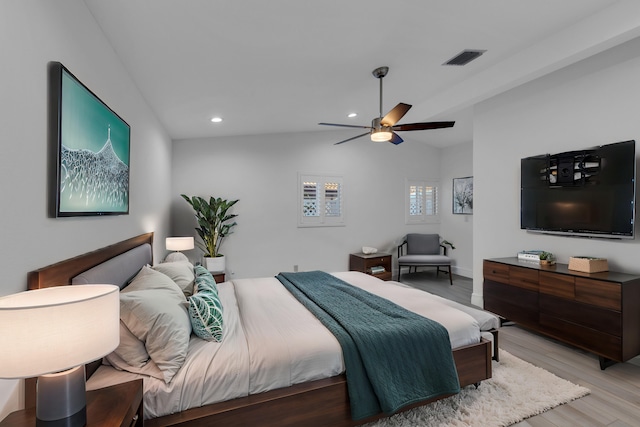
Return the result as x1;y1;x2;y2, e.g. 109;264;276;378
443;49;486;66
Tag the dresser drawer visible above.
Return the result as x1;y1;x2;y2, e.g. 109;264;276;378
575;278;621;311
539;271;575;299
539;294;621;336
540;313;622;361
484;280;539;328
509;266;539;291
483;261;509;284
371;255;392;266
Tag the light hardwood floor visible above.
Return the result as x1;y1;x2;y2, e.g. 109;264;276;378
400;270;640;427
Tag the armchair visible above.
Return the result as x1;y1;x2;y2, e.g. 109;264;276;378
397;233;453;285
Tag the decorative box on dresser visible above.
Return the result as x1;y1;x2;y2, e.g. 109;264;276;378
483;257;640;369
349;252;392;281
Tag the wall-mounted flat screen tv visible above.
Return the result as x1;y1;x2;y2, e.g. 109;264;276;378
49;62;130;217
521;140;636;239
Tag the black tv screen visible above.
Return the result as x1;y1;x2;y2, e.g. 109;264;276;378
521;140;636;239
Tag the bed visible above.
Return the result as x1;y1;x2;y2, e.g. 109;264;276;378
26;233;498;426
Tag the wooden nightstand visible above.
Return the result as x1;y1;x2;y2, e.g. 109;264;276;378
349;252;392;281
210;272;225;283
1;379;143;427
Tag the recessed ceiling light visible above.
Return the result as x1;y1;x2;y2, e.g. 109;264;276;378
211;117;223;123
348;113;357;118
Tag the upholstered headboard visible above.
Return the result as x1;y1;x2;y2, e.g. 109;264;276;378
27;233;153;289
71;243;152;288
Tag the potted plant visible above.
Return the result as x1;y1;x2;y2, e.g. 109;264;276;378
539;251;555;266
181;194;238;273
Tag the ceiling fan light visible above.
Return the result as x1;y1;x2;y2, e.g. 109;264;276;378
371;129;393;142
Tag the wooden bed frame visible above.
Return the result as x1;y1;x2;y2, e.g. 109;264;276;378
26;233;493;427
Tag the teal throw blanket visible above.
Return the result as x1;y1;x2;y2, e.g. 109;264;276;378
276;271;460;420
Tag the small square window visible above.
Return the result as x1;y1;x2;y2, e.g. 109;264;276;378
298;174;345;227
406;179;439;224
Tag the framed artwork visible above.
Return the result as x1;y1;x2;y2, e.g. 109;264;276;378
453;176;473;214
49;62;130;217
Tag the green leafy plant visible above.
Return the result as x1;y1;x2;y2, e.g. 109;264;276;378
181;195;238;258
539;251;553;260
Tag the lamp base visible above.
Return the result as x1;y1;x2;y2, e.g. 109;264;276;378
164;251;189;263
36;366;87;427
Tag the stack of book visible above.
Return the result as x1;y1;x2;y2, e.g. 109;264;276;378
369;266;386;275
517;250;544;262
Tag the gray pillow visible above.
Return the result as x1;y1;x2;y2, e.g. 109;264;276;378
152;261;196;297
119;266;191;383
105;320;149;368
104;350;165;381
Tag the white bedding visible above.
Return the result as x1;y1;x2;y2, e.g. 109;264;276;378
87;271;495;419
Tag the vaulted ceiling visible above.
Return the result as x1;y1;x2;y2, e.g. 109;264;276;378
84;0;640;147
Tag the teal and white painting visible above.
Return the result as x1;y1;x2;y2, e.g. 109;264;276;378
57;66;130;216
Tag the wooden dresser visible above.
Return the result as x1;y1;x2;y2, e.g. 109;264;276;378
483;257;640;369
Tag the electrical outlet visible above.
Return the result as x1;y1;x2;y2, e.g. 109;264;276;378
293;265;299;272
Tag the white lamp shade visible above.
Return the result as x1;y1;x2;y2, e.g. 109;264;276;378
0;284;120;378
166;236;194;251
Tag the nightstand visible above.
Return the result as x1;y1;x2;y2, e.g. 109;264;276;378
1;379;143;427
210;272;225;283
349;252;392;281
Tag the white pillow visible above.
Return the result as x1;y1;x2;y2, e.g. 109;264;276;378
104;350;165;381
119;266;191;383
105;321;149;368
152;261;196;297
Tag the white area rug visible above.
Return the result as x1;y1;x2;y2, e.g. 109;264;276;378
367;350;590;427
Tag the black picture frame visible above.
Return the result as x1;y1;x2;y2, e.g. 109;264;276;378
49;62;130;217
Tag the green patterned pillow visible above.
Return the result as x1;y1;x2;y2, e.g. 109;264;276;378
188;289;223;342
193;265;218;294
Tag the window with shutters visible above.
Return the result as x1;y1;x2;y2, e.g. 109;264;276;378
298;174;344;227
406;179;439;224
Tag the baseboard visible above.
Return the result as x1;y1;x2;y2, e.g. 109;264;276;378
471;292;484;308
452;266;472;278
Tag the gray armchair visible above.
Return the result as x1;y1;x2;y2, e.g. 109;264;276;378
397;233;453;285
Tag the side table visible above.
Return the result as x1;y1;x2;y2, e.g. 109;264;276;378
1;379;143;427
210;272;225;283
349;252;392;281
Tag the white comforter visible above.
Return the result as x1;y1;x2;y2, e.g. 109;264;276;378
87;272;491;419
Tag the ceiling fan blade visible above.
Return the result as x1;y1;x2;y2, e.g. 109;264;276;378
334;132;370;145
389;132;404;145
319;122;372;129
381;103;412;126
393;121;455;132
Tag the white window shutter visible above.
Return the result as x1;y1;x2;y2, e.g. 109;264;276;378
406;179;440;224
298;174;345;227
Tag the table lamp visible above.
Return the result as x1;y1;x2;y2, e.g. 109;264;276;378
0;284;119;427
165;236;194;262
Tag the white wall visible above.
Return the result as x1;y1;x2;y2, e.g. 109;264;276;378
171;131;446;279
440;141;474;277
473;35;640;306
0;1;172;418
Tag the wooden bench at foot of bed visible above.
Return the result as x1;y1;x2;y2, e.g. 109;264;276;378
146;337;492;427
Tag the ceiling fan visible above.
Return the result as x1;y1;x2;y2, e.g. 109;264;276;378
319;66;455;145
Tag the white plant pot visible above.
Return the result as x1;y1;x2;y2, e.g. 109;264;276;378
205;255;225;273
